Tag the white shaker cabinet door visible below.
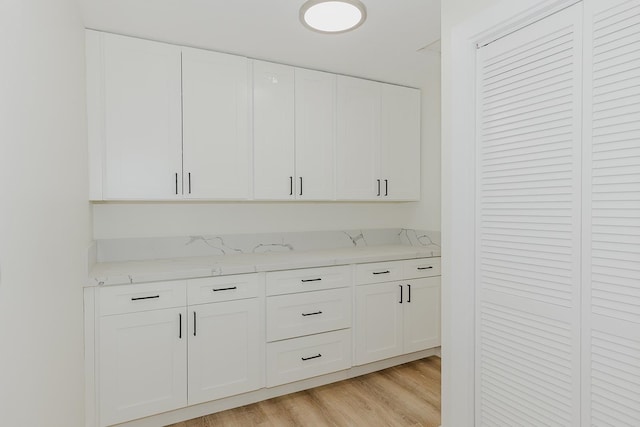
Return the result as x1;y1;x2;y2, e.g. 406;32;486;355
354;282;404;365
295;68;336;200
403;277;440;353
99;307;187;427
253;60;295;200
380;83;421;201
182;48;251;199
336;76;381;200
187;298;264;405
88;31;183;200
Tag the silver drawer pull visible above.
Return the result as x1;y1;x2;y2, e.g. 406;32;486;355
301;278;322;283
301;353;322;361
302;311;323;317
417;266;434;270
131;295;160;301
213;286;237;292
373;270;390;275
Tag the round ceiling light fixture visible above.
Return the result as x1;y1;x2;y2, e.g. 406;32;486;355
300;0;367;34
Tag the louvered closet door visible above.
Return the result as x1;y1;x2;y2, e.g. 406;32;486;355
476;4;583;426
583;1;640;424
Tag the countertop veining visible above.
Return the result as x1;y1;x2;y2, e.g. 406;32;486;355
88;244;441;287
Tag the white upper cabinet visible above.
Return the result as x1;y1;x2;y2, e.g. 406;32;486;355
86;31;182;200
182;48;251;199
295;68;336;200
380;84;421;200
86;31;420;202
252;60;295;199
253;63;336;200
336;76;421;201
336;76;381;200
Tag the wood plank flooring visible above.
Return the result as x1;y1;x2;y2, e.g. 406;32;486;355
168;356;441;427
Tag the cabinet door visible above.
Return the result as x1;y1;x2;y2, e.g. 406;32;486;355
188;299;263;405
336;76;381;200
295;68;336;200
253;60;295;199
92;32;183;200
354;282;403;365
380;84;421;201
182;48;250;199
99;308;187;426
403;277;440;353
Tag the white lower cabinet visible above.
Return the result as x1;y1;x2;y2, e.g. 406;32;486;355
354;259;441;366
266;329;352;387
92;258;439;426
188;298;263;404
355;282;404;364
403;277;441;353
99;307;187;427
264;266;353;387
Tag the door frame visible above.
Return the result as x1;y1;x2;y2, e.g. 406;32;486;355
442;0;581;425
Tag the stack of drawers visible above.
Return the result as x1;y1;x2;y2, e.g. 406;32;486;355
265;265;353;387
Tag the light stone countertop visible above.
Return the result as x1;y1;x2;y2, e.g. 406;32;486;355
88;244;441;287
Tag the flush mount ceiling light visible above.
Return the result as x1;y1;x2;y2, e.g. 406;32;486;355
300;0;367;34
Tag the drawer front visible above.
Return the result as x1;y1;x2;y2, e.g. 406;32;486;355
99;281;187;316
266;265;351;296
355;261;404;285
403;257;441;279
187;274;260;305
266;329;352;387
266;288;352;342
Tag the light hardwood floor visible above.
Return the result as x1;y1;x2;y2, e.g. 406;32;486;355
168;356;441;427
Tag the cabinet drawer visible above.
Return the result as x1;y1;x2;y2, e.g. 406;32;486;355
187;274;260;305
266;329;352;387
266;265;351;296
403;258;441;279
99;281;186;316
266;288;352;342
355;261;404;285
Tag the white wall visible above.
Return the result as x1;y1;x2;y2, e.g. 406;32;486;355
440;1;500;427
92;54;442;239
0;1;90;426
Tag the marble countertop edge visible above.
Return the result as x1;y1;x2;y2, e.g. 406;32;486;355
88;244;441;287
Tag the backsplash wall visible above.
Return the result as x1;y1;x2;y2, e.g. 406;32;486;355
93;202;421;239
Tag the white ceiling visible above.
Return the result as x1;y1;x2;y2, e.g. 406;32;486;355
82;0;441;88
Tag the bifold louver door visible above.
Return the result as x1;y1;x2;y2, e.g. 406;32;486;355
476;4;583;425
583;0;640;424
